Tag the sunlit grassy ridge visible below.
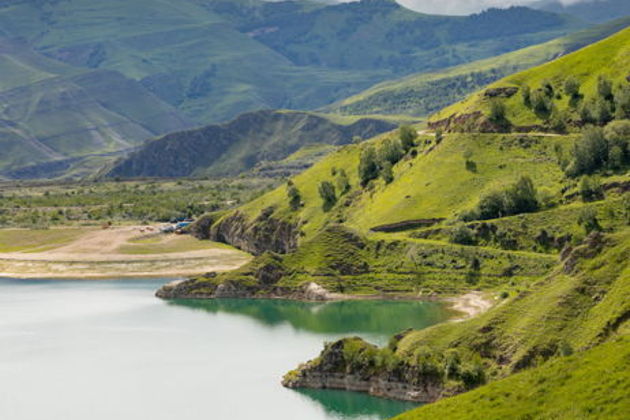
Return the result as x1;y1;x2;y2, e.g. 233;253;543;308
325;17;630;118
432;25;630;127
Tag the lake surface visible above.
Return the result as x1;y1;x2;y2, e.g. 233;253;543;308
0;278;450;420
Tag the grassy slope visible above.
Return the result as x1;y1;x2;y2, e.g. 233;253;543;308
324;17;630;117
432;25;630;127
0;38;191;174
395;336;630;420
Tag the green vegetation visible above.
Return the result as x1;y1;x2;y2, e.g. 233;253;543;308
324;18;629;118
0;228;88;253
431;26;630;132
106;110;395;179
395;337;630;420
0;178;275;228
116;235;236;255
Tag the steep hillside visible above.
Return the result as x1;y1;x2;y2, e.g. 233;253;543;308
325;17;630;117
0;0;582;125
106;110;396;178
395;336;629;419
431;25;630;133
157;27;630;417
0;38;191;175
534;0;630;24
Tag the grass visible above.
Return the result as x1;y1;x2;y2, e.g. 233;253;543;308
117;235;239;255
325;17;630;118
395;336;630;420
432;25;630;127
0;228;89;252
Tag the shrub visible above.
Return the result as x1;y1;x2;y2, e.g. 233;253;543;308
474;176;538;220
488;99;507;125
358;146;379;187
615;85;630;119
521;85;531;107
336;169;351;195
597;75;613;101
399;125;418;151
577;207;601;234
380;161;394;184
435;129;444;144
566;127;608;176
579;176;604;202
287;182;302;211
531;89;552;117
450;224;476;245
563;76;580;98
542;79;554;98
318;181;337;211
379;138;404;165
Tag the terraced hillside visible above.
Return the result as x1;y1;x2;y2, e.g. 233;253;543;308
157;26;630;417
325;17;630;118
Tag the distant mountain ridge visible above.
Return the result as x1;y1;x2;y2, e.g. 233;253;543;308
106;110;397;178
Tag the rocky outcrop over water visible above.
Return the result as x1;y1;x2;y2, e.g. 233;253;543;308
282;337;444;402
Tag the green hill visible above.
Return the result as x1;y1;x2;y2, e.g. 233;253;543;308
430;25;630;132
0;0;581;124
0;37;191;175
156;26;630;418
394;336;630;419
105;110;397;178
324;17;630;118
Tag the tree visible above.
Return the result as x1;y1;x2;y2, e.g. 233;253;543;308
579;176;604;202
531;89;551;117
358;147;379;187
488;99;507;124
450;224;475;245
336;169;351;194
521;85;531;107
287;182;302;211
318;181;337;212
541;79;554;98
381;161;394;184
578;207;601;234
597;75;613;101
615;85;630;119
399;125;418;152
563;76;580;98
594;99;613;125
567;127;608;176
379;138;404;165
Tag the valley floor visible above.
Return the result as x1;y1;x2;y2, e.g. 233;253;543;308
0;226;251;278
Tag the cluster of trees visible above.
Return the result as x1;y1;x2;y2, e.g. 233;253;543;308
565;120;630;177
522;76;630;129
359;125;417;187
461;176;539;221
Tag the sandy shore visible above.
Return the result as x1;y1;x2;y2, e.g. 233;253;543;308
0;226;251;279
447;291;494;321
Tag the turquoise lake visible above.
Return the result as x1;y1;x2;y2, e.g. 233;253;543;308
0;278;450;420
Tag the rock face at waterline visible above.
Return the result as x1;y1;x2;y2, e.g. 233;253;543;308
282;337;444;402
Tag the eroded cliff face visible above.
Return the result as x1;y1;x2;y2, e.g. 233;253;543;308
209;207;299;255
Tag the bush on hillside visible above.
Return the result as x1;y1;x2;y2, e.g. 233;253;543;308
577;207;601;234
488;99;508;125
379;138;404;165
318;181;337;212
597;75;613;102
566;127;608;176
521;85;531;107
399;125;418;152
450;224;476;245
358;146;379;187
579;176;604;203
463;176;539;221
615;85;630;119
381;161;394;184
336;169;351;195
287;182;302;211
563;76;580;99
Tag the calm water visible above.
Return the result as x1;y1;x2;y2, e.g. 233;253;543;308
0;278;450;420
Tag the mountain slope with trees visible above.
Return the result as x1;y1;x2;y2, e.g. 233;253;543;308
157;26;630;417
